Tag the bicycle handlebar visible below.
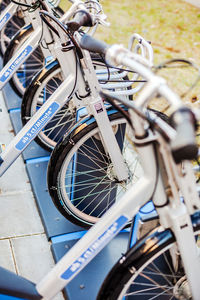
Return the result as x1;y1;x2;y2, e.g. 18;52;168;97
81;35;198;163
40;0;105;36
67;9;93;31
67;0;109;31
80;33;108;54
80;34;153;67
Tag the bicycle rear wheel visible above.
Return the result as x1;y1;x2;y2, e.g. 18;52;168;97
97;222;200;299
47;109;143;228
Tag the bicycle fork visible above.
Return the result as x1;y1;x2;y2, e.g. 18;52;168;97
79;49;129;182
170;205;200;300
155;133;200;300
89;97;129;182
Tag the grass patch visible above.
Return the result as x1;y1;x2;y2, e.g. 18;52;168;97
60;0;200;106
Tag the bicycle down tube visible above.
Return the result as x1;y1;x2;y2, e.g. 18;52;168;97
0;2;17;31
35;96;200;299
0;74;74;175
0;25;43;89
35;131;160;298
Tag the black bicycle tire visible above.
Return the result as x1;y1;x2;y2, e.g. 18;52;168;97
47;109;136;228
47;105;170;229
97;219;200;299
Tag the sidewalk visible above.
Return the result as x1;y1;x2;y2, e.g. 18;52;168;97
0;90;64;300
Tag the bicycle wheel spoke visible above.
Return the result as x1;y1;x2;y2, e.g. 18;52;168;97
53;116;144;225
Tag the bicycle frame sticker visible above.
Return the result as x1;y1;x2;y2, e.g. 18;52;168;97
15;102;60;151
61;215;128;280
0;45;33;83
94;101;104;113
0;12;11;30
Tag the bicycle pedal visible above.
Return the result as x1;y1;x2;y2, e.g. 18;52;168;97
0;143;6;153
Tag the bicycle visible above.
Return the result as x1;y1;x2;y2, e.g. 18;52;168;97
40;12;167;229
0;0;88;97
24;9;156;228
0;0;58;96
0;7;149;230
1;36;200;299
20;28;153;151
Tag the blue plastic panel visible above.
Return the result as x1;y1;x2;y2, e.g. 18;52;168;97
26;160;83;239
2;83;21;110
51;231;129;300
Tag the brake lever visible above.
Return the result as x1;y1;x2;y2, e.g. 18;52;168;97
96;13;110;27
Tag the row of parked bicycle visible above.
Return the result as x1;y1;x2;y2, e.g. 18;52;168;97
1;0;200;299
0;0;157;228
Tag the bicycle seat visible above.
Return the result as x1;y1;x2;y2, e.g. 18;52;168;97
0;266;42;299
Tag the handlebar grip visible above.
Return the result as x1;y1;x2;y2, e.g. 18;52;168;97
170;107;198;163
67;10;93;32
80;34;108;55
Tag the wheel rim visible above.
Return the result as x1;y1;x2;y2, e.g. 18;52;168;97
57;118;143;226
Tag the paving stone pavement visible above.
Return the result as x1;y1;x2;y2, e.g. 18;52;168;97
0;90;64;300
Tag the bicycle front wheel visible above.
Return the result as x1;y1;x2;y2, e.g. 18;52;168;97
48;109;143;228
97;224;200;299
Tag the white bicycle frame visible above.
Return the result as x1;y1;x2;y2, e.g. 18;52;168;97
27;48;200;299
0;5;154;182
0;0;61;31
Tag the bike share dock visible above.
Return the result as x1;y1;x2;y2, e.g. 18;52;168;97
0;82;134;300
